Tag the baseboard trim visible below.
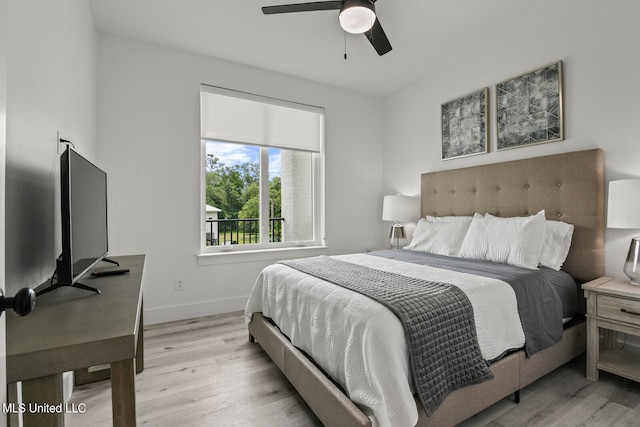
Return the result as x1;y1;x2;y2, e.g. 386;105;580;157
144;295;248;325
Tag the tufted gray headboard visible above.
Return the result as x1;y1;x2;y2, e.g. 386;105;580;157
421;149;604;282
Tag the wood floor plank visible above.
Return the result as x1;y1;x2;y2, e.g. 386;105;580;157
66;312;640;426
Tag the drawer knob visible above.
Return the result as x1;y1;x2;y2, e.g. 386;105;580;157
621;308;640;316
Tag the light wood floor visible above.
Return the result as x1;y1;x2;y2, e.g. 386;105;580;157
66;311;640;426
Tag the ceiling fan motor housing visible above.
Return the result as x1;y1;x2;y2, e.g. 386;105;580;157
339;0;376;34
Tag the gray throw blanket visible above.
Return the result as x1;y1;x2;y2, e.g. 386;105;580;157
370;249;567;356
280;256;494;416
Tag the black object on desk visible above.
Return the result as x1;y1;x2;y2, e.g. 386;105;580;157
91;268;131;277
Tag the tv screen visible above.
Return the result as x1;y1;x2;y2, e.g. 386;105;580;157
41;147;108;295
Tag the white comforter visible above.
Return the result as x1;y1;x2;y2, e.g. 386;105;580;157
244;253;525;427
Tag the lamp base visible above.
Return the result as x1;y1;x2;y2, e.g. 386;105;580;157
623;237;640;286
388;222;407;250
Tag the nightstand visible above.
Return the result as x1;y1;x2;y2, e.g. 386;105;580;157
583;277;640;382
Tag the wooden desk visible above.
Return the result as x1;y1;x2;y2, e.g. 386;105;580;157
7;254;145;426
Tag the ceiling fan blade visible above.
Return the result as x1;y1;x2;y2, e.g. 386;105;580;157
364;18;392;56
262;1;343;14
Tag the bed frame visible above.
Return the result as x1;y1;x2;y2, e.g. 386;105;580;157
248;149;604;426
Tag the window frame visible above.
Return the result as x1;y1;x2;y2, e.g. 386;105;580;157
199;86;325;256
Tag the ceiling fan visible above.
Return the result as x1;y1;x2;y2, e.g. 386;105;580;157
262;0;392;56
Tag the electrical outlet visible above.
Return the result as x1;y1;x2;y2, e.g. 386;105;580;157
175;279;185;291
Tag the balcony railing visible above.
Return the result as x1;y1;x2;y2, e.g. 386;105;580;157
205;218;284;246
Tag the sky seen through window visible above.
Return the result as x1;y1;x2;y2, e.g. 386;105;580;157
206;140;281;179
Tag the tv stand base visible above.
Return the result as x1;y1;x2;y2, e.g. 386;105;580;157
36;281;100;297
102;257;120;266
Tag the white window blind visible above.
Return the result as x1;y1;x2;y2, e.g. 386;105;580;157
201;85;323;153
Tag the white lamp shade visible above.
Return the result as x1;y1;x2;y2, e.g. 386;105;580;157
382;195;416;222
607;179;640;229
339;2;376;34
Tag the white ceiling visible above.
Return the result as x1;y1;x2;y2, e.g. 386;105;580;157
88;0;573;98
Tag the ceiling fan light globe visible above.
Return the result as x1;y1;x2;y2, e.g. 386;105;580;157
339;4;376;34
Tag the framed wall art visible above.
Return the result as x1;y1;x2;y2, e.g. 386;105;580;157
441;87;489;160
496;61;564;150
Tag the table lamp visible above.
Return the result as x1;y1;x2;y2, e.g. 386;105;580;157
607;179;640;285
382;194;415;249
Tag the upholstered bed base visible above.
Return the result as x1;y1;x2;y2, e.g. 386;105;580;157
248;149;603;426
249;313;586;426
249;313;371;427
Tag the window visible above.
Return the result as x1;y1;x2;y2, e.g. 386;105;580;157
200;85;324;253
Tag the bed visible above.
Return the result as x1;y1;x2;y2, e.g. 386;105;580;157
245;149;604;426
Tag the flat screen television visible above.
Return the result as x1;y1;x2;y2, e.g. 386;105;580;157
37;147;110;296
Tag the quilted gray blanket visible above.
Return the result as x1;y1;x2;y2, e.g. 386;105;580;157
371;249;566;356
280;256;494;416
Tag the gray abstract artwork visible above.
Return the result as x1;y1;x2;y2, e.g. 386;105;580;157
441;88;488;160
497;61;563;150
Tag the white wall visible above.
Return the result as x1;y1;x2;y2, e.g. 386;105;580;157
382;1;640;279
5;0;97;293
96;35;384;324
0;0;7;420
5;0;97;410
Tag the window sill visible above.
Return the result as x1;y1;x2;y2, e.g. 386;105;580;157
196;245;329;266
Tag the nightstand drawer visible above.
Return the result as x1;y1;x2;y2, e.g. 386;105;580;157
598;295;640;326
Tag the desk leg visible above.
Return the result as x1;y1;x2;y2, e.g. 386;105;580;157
8;382;20;427
22;373;64;426
136;300;144;373
111;358;136;426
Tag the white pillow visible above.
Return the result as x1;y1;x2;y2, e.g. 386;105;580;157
424;215;473;222
404;216;473;256
459;210;547;269
539;220;574;270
